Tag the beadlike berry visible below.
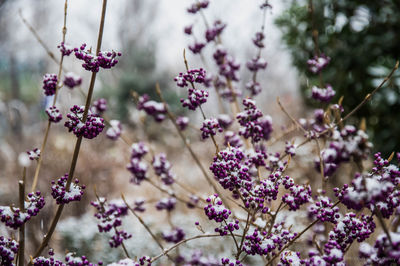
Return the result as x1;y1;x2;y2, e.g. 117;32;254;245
42;73;58;96
252;32;265;48
217;114;233;129
246;81;262;96
246;56;267;72
46;105;63;123
63;72;82;89
205;20;226;42
188;42;206;54
282;184;312;211
51;174;85;204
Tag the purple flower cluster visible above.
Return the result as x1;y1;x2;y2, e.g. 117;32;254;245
27;148;41;160
46;105;63;123
74;44;121;72
308;196;340;223
64;72;82;89
64;105;105;139
176;116;189;131
91;197;131;248
92;98;107;114
0;191;45;229
42;73;58;96
307;54;330;74
204;194;239;236
335;153;400;216
106;119;122;140
162;227;185;243
155;198;176;212
0;236;18;265
237;98;273;142
315;125;372;176
282;184;312;211
51;174;85;204
127;142;149;185
187;0;209;14
200;118;223;139
137;94;167;122
152;153;175;185
311;85;336;102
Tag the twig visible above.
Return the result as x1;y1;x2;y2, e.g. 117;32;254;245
18;168;26;266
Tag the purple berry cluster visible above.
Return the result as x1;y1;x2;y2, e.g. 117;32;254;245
27;148;41;160
311;84;336;102
200;118;223;139
335;153;400;216
92;98;107;114
360;232;400;265
217;114;233;129
282;184;312;211
137;94;167;122
58;42;73;56
0;191;45;229
176;116;189;131
315;125;372;176
42;73;58;96
0;236;18;265
210;147;252;192
127;142;149;185
73;43;121;72
175;69;209;111
106;119;122;140
64;105;105;139
237;98;273;142
224;131;243;148
187;0;209;14
213;46;241;82
51;174;85;204
46;105;63;123
152;153;175;185
243;223;297;256
155;198;176;212
162;227;185;243
91;197;131;248
308;196;340;223
205;20;226;42
307;54;331;74
63;72;82;89
204;194;239;236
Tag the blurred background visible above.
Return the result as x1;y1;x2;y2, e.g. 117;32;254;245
0;0;399;264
